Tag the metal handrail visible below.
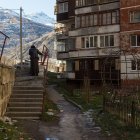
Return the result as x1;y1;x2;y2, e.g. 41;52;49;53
0;31;10;62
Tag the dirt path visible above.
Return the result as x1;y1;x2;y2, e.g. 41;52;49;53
20;85;117;140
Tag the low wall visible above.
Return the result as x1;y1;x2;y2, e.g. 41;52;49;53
0;64;15;117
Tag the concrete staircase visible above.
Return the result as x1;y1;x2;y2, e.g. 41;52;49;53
6;86;44;120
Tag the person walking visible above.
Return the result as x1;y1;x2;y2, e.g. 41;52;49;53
29;45;43;76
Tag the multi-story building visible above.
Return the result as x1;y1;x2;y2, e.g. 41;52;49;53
56;0;121;87
55;0;75;75
120;0;140;86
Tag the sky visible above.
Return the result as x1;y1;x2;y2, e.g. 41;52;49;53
0;0;56;18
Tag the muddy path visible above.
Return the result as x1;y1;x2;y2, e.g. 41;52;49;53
19;85;116;140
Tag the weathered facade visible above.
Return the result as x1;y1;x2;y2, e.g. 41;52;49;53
120;0;140;85
56;0;121;86
0;58;15;117
55;0;75;75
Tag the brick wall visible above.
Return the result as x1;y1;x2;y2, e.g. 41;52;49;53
121;0;140;8
120;0;140;50
120;7;140;31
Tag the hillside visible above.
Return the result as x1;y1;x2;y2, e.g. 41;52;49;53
7;32;56;62
24;12;55;26
0;8;53;48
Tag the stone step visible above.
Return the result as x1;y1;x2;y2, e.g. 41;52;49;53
10;116;40;120
9;98;43;102
6;112;42;118
7;107;42;112
13;86;44;90
8;102;42;107
11;94;43;98
13;90;44;94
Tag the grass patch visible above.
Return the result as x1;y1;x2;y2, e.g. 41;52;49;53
0;121;30;140
41;97;59;122
94;111;140;140
47;72;140;140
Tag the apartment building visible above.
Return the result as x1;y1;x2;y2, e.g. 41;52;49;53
56;0;121;86
120;0;140;84
55;0;75;74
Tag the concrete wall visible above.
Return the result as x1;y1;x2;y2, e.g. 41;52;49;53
0;64;15;117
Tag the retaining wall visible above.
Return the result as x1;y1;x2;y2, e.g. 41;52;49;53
0;64;15;117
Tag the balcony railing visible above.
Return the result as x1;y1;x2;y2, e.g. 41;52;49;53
57;47;120;60
76;0;119;8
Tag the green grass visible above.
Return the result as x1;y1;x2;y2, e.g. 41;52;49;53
41;97;59;122
94;111;140;140
47;72;140;140
0;121;30;140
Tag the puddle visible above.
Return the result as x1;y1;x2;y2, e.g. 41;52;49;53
46;138;59;140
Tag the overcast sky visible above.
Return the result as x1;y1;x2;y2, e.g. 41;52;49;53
0;0;56;18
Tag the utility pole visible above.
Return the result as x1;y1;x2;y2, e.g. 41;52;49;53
20;7;23;69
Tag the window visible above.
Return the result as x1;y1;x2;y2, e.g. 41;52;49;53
82;36;98;48
107;13;111;24
89;15;94;26
100;35;114;47
76;0;98;7
103;13;107;25
112;11;117;24
131;60;140;70
110;35;114;46
94;36;98;47
81;37;85;48
81;16;86;27
75;10;119;29
99;10;119;25
75;16;81;28
58;2;68;13
81;35;114;48
85;15;89;27
93;14;98;25
85;37;90;48
76;0;117;7
100;36;105;47
131;35;140;47
105;36;109;46
130;11;140;23
90;37;94;47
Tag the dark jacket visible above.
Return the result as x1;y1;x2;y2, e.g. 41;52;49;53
29;47;42;60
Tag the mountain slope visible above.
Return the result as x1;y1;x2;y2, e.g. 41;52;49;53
0;8;53;48
8;32;56;62
24;12;55;26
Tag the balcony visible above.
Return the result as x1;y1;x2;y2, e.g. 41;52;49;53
55;27;69;41
56;33;68;40
57;47;120;60
69;25;120;37
57;52;69;60
57;12;69;22
75;1;120;14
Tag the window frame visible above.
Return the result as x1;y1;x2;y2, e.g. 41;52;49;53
131;59;140;71
58;2;68;14
131;35;140;47
130;11;140;23
99;34;115;48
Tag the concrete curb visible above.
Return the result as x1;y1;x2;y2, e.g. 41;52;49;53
63;95;83;111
